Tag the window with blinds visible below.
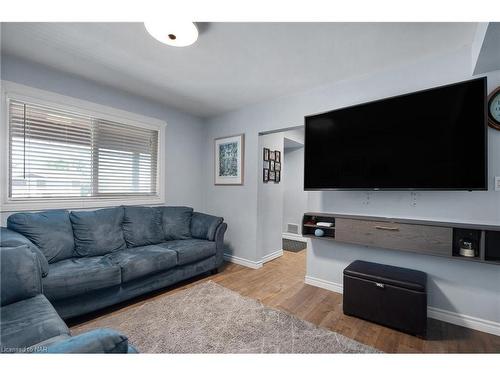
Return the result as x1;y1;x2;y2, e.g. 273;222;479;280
8;99;159;200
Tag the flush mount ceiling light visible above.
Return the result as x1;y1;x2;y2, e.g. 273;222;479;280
144;21;198;47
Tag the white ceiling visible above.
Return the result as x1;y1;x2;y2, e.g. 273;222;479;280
1;22;478;118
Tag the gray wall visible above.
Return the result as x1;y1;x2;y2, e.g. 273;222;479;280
257;132;284;260
204;45;500;324
282;130;306;234
282;147;306;234
0;54;207;221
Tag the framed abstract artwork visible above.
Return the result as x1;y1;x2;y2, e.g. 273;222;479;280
214;134;245;185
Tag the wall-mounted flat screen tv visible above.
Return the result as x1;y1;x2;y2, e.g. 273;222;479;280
304;77;487;190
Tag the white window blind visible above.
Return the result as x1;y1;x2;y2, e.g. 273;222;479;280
8;99;159;200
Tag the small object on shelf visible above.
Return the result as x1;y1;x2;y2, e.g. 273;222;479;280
314;229;325;237
316;222;334;227
459;239;476;258
305;216;317;226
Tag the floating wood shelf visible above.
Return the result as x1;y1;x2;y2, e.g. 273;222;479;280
303;224;335;229
303;212;500;266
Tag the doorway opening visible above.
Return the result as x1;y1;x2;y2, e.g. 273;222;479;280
257;126;307;265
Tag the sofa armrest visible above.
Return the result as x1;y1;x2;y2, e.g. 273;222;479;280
1;245;43;306
46;328;131;353
190;212;223;241
214;222;227;267
1;227;49;277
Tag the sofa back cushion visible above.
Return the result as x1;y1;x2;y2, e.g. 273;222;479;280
70;207;127;257
7;210;75;263
122;206;164;247
160;206;193;240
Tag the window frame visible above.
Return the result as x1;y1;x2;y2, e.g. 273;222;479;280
1;81;166;212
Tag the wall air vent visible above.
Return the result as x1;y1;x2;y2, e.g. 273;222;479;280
287;223;299;234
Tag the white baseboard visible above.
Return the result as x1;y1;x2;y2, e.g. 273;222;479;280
223;254;262;269
305;275;500;337
304;275;344;294
262;249;284;264
224;249;284;270
282;232;307;242
427;306;500;337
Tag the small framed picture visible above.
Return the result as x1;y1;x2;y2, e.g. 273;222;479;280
269;171;276;181
275;150;281;163
263;160;270;169
269;151;276;161
275;162;281;171
263;148;270;161
275;170;281;183
270;160;275;171
263;168;269;182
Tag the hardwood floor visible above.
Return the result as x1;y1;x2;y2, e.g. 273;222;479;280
69;249;500;353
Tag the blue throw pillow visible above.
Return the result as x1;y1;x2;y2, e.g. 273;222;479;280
70;207;127;257
7;210;75;263
160;206;193;240
122;206;164;247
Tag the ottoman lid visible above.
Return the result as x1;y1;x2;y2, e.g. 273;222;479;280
344;260;427;292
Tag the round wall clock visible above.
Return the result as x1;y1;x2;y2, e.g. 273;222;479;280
488;86;500;131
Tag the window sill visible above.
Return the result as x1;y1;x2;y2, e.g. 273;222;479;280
0;196;166;213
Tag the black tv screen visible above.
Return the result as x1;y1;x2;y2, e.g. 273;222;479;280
304;78;487;190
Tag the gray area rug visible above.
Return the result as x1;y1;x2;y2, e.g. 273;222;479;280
72;281;380;353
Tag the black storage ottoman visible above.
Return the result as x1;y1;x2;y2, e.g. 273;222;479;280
343;260;427;337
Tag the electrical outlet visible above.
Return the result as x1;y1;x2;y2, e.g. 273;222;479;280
495;176;500;191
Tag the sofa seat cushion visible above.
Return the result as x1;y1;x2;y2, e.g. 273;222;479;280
43;257;121;301
7;209;75;263
160;206;193;240
158;239;216;266
0;294;70;352
122;206;164;247
70;207;126;257
104;245;178;283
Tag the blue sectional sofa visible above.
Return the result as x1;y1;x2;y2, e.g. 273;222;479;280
1;244;136;353
1;205;226;321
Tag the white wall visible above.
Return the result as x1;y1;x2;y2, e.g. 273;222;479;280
257;132;284;260
204;46;500;327
283;147;306;233
0;54;207;222
282;129;307;234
